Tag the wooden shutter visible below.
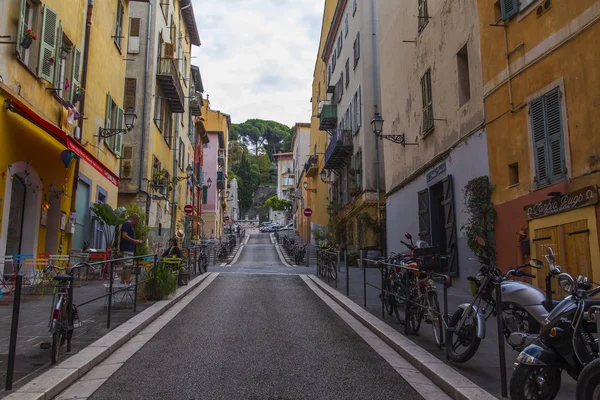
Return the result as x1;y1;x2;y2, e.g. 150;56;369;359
71;46;81;102
530;97;549;186
545;88;565;181
350;97;355;135
442;176;458;276
163;43;174;58
38;5;58;83
104;93;112;146
202;186;208;204
115;1;124;48
124;78;136;111
418;189;431;245
128;18;141;54
16;0;27;58
53;21;63;89
357;86;361;129
501;0;519;21
115;107;124;156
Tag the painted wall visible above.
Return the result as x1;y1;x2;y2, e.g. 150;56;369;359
275;153;293;199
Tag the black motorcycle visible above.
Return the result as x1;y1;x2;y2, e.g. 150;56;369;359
510;272;600;400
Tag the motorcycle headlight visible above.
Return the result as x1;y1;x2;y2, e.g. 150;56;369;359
558;273;575;294
516;352;544;366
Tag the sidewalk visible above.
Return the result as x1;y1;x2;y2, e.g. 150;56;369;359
318;264;576;399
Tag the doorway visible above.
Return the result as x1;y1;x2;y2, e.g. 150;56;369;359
45;197;61;254
73;180;90;250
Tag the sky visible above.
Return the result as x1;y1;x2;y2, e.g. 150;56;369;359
190;0;324;127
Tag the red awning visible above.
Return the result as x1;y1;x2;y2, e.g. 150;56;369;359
6;98;119;186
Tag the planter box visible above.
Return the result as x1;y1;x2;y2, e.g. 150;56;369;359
177;272;190;286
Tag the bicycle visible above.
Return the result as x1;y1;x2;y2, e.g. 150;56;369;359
47;263;88;364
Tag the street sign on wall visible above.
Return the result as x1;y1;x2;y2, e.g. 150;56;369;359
303;208;313;217
225;216;230;221
184;205;193;214
287;216;291;221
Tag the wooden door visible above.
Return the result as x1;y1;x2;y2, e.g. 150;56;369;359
564;220;592;280
533;226;560;297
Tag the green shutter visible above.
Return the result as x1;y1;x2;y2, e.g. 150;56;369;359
105;92;112;146
16;0;26;58
53;21;62;90
37;5;58;83
530;97;549;186
501;0;519;21
544;88;565;181
71;47;81;102
115;107;124;156
202;186;208;204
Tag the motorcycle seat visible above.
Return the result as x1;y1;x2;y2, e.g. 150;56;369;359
542;299;561;312
584;299;600;310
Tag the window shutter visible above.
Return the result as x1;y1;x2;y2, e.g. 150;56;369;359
37;5;58;83
71;47;81;102
53;21;63;90
115;107;124;156
357;86;361;129
357;32;360;62
418;189;431;245
128;18;141;54
115;1;123;48
530;97;549;186
350;98;355;135
501;0;519;21
124;78;136;111
104;93;112;146
545;88;565;181
16;0;26;58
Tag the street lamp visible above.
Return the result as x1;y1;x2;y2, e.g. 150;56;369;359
303;181;316;193
372;112;417;147
371;113;384;136
96;111;137;138
173;165;194;182
206;178;212;188
319;169;334;184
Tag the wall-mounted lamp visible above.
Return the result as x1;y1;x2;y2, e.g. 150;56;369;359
372;112;418;147
303;181;316;193
96;111;137;138
319;169;334;184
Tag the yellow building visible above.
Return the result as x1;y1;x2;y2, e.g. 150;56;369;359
0;0;137;275
477;0;600;285
303;0;337;244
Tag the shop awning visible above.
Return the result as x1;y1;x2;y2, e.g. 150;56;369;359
5;97;119;186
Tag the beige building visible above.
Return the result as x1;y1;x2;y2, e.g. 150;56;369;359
379;0;488;283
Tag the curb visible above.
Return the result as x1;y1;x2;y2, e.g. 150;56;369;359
5;273;214;400
306;275;497;400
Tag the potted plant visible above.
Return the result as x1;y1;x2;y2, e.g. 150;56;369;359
60;43;73;60
347;250;360;267
47;56;55;66
350;184;360;197
348;168;356;176
73;86;85;103
21;29;37;49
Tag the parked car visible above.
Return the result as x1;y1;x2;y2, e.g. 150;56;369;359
279;223;293;231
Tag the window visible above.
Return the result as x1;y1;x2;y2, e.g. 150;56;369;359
418;0;429;32
37;5;58;83
332;49;337;71
353;32;360;68
124;78;136;112
457;43;471;107
344;14;349;36
114;0;124;50
421;69;434;135
345;59;350;87
530;87;565;187
337;34;342;57
509;162;519;186
104;92;123;155
128;18;141;54
53;30;81;102
17;0;41;70
356;86;361;131
179;139;185;171
327;63;332;86
154;87;173;146
353;0;357;15
500;0;520;20
350;97;355;135
154;90;163;130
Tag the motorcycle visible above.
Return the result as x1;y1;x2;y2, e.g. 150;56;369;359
445;242;561;363
510;263;600;400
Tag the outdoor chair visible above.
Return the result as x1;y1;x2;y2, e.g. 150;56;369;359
0;255;15;304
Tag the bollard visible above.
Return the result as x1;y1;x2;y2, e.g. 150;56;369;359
495;282;508;397
381;266;385;319
67;277;74;352
194;248;198;275
345;250;349;296
361;250;366;308
337;250;341;272
306;243;310;268
133;260;140;313
107;259;115;329
5;275;23;390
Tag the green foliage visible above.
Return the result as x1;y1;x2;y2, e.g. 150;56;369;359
90;203;127;249
263;195;291;211
231;151;256;216
124;204;150;256
249;153;275;184
312;227;329;246
232;119;292;160
347;250;360;267
143;264;178;300
461;176;497;261
326;201;345;246
356;212;386;251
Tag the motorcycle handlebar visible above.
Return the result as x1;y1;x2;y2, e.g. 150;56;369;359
400;240;414;249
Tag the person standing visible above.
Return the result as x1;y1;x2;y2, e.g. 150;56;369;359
118;213;142;284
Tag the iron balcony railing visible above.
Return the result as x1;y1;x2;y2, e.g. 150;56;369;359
319;104;337;131
157;57;184;113
324;129;353;169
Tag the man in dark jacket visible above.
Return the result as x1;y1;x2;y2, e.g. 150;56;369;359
118;214;142;284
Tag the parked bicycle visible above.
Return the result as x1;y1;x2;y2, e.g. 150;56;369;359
317;247;336;280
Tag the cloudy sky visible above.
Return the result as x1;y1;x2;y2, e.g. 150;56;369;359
190;0;324;127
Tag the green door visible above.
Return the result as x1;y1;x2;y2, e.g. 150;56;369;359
72;180;90;250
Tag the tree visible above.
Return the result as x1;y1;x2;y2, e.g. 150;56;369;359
232;119;293;160
90;203;128;251
263;195;291;212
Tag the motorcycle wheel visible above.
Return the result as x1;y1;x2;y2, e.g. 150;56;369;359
509;364;561;400
576;358;600;400
445;307;481;363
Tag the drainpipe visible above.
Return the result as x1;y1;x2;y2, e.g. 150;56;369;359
371;0;383;249
503;25;514;113
139;0;153;224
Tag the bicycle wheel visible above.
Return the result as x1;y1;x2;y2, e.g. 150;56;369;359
405;286;423;335
329;261;337;280
393;281;406;324
429;291;443;348
382;279;394;316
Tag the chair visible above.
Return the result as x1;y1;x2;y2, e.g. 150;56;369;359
89;251;110;280
11;254;34;288
25;258;56;296
48;254;70;268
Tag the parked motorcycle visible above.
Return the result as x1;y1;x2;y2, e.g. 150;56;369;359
445;242;561;363
510;264;600;400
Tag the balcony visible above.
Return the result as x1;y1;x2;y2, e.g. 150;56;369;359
190;93;202;116
319;104;337;131
324;129;353;169
157;57;185;113
217;171;226;190
304;155;319;178
218;149;225;166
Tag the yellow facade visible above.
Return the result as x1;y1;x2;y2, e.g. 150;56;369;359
478;0;600;281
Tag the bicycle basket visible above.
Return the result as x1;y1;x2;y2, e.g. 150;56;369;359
412;247;441;271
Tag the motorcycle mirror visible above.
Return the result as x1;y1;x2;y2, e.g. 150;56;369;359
476;237;486;246
545;247;556;264
529;259;544;269
405;232;412;240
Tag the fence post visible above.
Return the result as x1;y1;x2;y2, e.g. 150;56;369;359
306;243;310;268
345;249;349;296
5;275;23;391
133;258;140;313
495;282;508;397
381;265;385;319
67;276;74;352
337;249;341;272
107;259;115;329
361;250;366;307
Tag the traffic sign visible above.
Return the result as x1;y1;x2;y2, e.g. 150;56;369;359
287;216;291;221
225;216;230;221
304;208;313;217
184;204;193;214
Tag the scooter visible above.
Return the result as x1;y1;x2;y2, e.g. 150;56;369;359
510;267;600;400
445;243;562;363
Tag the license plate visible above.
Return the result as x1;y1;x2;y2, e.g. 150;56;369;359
469;280;478;296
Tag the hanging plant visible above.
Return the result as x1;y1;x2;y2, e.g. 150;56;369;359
21;29;37;49
73;86;85;103
47;56;55;65
60;43;73;60
461;176;497;262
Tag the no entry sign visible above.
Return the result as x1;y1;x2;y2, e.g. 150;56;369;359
225;216;230;221
287;216;291;221
184;204;193;214
304;208;313;217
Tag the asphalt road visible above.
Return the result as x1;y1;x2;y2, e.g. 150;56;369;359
89;273;423;400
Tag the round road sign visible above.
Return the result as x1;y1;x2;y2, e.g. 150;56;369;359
225;216;230;221
184;204;193;214
303;208;313;217
287;216;291;221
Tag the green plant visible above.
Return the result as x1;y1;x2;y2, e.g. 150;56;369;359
326;200;345;246
143;263;178;300
90;203;128;249
347;250;360;266
356;212;386;251
61;43;73;54
461;176;497;262
312;226;329;245
125;204;150;256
